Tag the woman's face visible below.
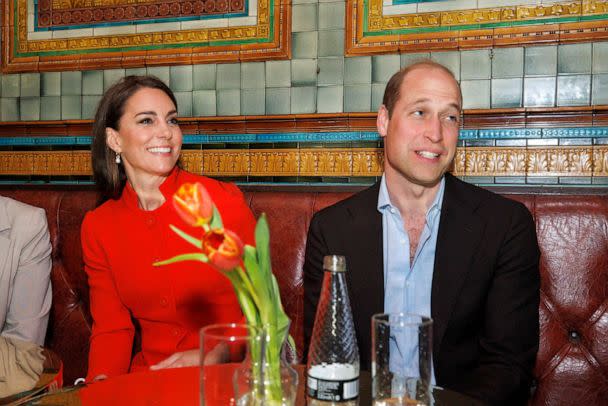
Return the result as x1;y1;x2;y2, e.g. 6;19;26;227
106;87;182;185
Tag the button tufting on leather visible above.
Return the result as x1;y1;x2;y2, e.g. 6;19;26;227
568;330;581;343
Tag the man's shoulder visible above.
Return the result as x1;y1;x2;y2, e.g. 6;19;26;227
0;196;46;225
446;174;530;214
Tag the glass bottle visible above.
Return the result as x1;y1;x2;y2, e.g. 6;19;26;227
307;255;360;405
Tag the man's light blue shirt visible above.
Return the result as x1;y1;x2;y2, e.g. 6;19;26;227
377;175;445;384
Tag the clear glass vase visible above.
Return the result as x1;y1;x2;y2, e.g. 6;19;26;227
233;323;298;406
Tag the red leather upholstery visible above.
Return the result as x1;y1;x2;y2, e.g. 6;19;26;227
1;187;606;405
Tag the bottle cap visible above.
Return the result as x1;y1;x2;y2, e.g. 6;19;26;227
323;255;346;272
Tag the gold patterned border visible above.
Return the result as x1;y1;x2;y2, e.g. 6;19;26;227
347;0;608;55
3;147;608;178
3;0;290;72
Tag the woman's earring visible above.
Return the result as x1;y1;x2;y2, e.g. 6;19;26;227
115;153;121;164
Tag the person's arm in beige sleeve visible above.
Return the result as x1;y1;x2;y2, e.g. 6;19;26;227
2;205;52;346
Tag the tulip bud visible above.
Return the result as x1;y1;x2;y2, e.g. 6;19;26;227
202;228;244;271
173;182;214;227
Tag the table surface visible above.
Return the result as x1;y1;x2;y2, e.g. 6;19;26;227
30;365;485;405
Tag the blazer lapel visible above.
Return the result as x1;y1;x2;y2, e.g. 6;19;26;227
345;182;384;312
431;174;485;354
0;201;13;283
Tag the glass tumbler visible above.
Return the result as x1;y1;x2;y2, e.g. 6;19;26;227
371;313;433;406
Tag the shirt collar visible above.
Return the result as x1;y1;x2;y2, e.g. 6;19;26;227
377;174;446;221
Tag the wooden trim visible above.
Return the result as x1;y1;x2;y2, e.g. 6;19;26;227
0;107;607;137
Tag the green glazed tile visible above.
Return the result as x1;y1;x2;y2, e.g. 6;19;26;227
593;42;608;73
125;68;147;76
41;73;61;97
241;62;265;89
317;86;343;113
170;66;194;92
61;95;82;119
401;52;431;68
372;54;400;83
592;74;608;104
525;46;557;76
217;89;240;116
193;90;217;117
82;95;102;119
491;48;523;79
318;57;344;86
265;88;290;115
1;98;19;121
20;73;40;98
82;71;104;96
103;69;125;92
19;97;40;121
241;88;266;115
193;65;217;90
371;83;386;111
461;80;490;109
345;56;372;85
217;64;241;90
524;77;556;107
430;51;460;80
291;86;316;114
266;61;291;87
344;84;371;112
319;2;345;30
558;43;592;75
292;4;317;32
174;91;193;117
40;96;61;120
292;32;318;59
491;78;523;108
2;75;20;98
461;50;491;80
557;75;590;106
291;59;317;86
147;67;170;85
61;71;82;96
318;30;344;57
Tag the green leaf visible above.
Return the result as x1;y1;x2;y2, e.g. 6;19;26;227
254;214;273;296
153;252;208;266
209;205;223;229
169;225;202;249
243;245;269;309
271;274;290;334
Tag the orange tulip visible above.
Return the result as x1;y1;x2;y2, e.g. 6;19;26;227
202;228;244;271
173;182;214;227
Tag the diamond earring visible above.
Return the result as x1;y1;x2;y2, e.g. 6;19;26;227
115;153;121;164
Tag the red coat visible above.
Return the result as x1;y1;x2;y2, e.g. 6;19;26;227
81;168;256;380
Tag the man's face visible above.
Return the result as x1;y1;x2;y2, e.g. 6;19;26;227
377;66;461;189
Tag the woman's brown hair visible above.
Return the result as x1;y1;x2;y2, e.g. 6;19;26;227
91;75;178;205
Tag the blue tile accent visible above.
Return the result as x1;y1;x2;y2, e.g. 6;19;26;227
0;136;92;146
459;130;478;139
478;128;542;138
542;127;608;137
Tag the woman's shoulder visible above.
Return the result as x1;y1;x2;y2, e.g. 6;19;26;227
82;198;124;230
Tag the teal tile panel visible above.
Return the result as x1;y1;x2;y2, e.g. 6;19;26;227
21;74;41;98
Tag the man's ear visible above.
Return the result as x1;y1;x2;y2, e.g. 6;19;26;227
105;127;121;154
377;105;389;138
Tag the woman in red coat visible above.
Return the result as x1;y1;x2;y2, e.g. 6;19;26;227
81;76;256;381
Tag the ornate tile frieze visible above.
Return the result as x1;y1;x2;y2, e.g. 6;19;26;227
346;0;608;55
3;0;290;72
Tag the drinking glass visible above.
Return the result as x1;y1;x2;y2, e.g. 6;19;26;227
199;323;263;406
371;313;433;406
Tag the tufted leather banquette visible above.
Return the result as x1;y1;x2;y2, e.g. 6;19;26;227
0;185;607;405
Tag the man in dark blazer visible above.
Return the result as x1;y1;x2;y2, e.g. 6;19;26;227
304;61;540;405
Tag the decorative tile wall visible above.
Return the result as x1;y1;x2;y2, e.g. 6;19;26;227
2;0;608;188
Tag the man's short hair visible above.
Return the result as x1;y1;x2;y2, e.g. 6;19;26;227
382;60;461;118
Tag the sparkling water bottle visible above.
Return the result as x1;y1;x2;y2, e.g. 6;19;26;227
307;255;360;405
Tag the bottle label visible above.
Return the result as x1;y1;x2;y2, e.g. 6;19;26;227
306;374;359;401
